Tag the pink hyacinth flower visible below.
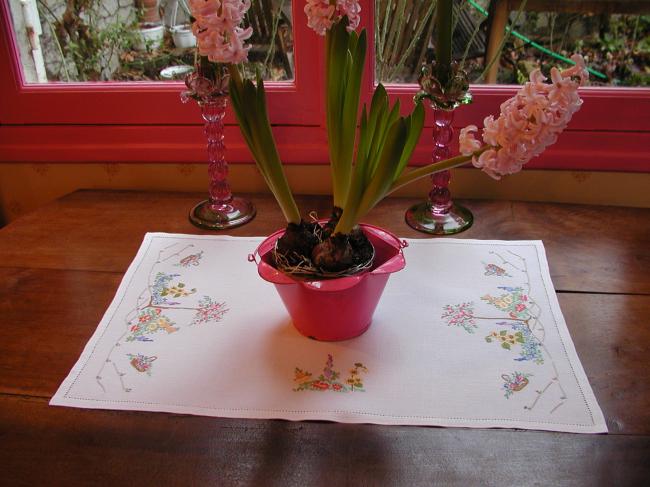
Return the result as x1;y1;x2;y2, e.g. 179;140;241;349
458;125;482;154
305;0;361;35
336;0;361;31
304;0;336;35
458;55;588;179
189;0;252;64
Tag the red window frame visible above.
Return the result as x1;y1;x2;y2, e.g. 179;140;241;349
1;0;648;171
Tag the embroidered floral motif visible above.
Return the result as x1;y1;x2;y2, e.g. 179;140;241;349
502;371;532;398
481;286;530;320
293;354;368;392
437;251;567;413
486;329;525;349
176;251;204;268
98;245;229;394
191;296;228;325
483;263;511;277
162;283;195;299
151;272;196;305
441;302;477;333
151;272;178;305
486;322;544;364
127;353;157;375
509;323;544;364
127;308;179;341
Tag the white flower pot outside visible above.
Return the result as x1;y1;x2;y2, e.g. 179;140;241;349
170;25;196;49
136;24;164;51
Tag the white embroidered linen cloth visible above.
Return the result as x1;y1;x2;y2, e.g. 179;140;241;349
51;233;606;433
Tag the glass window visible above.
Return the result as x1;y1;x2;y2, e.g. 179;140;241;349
8;0;294;83
1;0;647;171
375;0;649;87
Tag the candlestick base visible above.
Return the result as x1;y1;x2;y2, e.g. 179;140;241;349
189;197;256;230
405;201;473;235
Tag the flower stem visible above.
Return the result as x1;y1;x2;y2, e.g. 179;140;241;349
387;145;489;196
435;0;454;87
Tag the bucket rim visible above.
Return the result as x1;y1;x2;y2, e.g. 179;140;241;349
252;223;407;289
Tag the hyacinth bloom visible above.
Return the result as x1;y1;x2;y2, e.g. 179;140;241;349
304;0;335;35
305;0;361;35
459;55;589;179
189;0;253;64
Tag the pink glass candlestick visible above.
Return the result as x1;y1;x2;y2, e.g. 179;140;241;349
405;106;472;235
189;96;256;230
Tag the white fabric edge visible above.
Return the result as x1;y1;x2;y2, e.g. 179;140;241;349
49;399;607;434
528;239;608;433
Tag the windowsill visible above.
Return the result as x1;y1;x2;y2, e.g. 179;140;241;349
0;163;648;224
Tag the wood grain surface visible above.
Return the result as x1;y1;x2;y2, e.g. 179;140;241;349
2;395;650;487
0;190;647;293
1;190;649;486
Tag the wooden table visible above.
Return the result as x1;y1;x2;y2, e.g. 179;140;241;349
1;190;649;486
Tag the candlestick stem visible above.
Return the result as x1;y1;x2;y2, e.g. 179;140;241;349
405;106;473;235
189;97;256;230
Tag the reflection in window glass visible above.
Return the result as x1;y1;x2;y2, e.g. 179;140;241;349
9;0;294;83
375;0;649;87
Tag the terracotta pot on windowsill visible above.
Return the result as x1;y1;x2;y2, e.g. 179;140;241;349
251;224;407;341
135;0;161;24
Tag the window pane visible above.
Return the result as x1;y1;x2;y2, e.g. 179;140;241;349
375;0;649;87
9;0;294;83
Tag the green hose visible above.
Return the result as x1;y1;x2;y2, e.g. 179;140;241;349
466;0;608;80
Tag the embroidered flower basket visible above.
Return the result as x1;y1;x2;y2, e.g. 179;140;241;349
512;377;529;391
251;224;407;341
502;374;530;392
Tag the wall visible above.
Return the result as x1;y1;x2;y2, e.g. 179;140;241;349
8;0;135;82
1;163;649;225
8;0;38;82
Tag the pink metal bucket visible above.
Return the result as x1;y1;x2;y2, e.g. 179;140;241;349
250;224;407;341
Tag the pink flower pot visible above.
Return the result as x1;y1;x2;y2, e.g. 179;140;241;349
251;224;407;341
